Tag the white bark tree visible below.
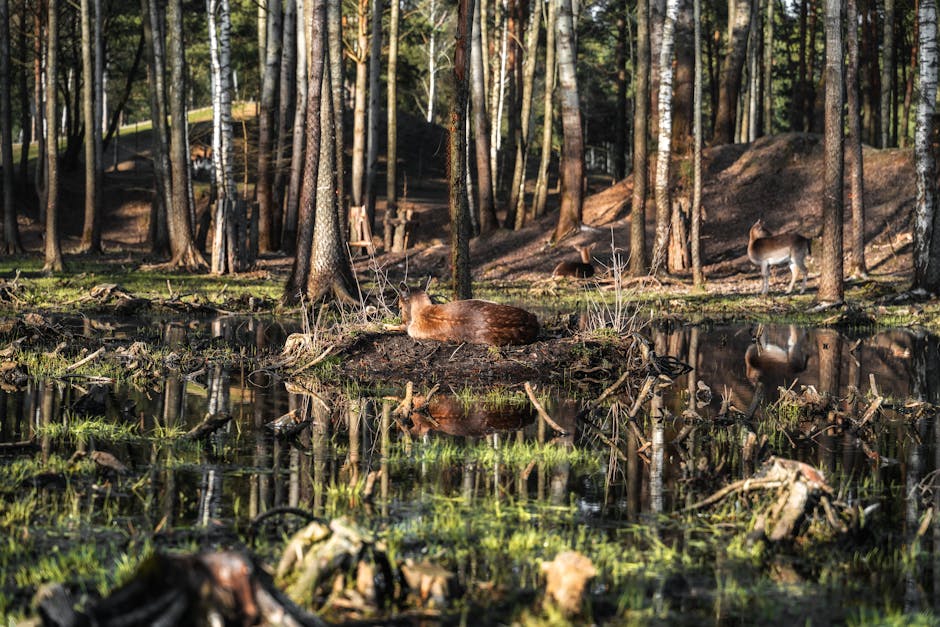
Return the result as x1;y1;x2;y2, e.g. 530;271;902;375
651;0;679;272
914;0;940;292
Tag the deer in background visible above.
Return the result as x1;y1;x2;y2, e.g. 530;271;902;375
398;288;539;346
552;242;597;279
747;219;811;295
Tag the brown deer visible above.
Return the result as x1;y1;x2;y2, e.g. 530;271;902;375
744;325;811;385
398;288;539;346
747;219;811;295
552;243;597;279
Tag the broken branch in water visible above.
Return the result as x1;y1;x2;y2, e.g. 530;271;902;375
524;382;569;435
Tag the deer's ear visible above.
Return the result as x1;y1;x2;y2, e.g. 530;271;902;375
398;282;410;297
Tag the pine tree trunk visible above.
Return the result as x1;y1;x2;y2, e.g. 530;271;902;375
714;0;751;144
533;0;556;220
273;0;297;247
364;0;381;229
913;0;940;292
762;0;773;135
510;0;541;230
614;4;628;180
384;0;400;251
44;0;64;272
34;8;45;220
819;0;844;303
16;0;30;192
503;0;523;229
285;0;326;304
630;0;650;275
327;0;346;235
167;0;207;270
0;0;22;253
80;0;101;253
881;0;895;147
846;0;867;279
257;0;282;253
451;0;474;299
142;0;170;257
691;0;703;287
672;0;693;155
652;0;679;271
902;4;917;148
351;0;368;208
471;0;498;233
283;0;308;252
552;0;583;242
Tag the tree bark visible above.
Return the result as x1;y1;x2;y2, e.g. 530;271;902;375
691;0;703;287
846;0;867;279
471;0;498;233
141;0;170;257
630;0;650;275
364;0;381;229
881;0;895;147
44;0;64;272
819;0;844;303
672;0;693;155
511;0;541;230
80;0;102;254
327;0;346;234
451;0;474;299
167;0;207;270
257;0;282;253
552;0;583;242
714;0;751;144
652;0;679;271
283;0;308;252
0;0;23;253
762;0;773;135
913;0;940;292
273;0;297;247
351;0;368;208
614;3;628;180
533;0;556;219
385;0;400;250
503;0;524;229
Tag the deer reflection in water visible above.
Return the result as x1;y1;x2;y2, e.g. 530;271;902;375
407;396;536;438
744;325;811;388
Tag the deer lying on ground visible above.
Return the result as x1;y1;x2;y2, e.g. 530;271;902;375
552;243;596;279
747;219;811;295
398;288;539;346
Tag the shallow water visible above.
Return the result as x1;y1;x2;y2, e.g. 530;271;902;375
1;317;939;622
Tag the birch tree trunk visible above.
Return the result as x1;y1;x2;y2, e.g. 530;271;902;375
385;0;400;251
651;0;679;272
819;0;844;303
167;0;207;270
511;0;542;230
914;0;940;292
846;0;867;279
0;0;22;253
283;0;307;252
80;0;102;253
471;0;498;233
533;0;556;219
713;0;751;145
882;0;895;148
44;0;64;272
691;0;704;287
285;0;326;303
142;0;170;257
257;0;282;253
451;0;474;299
364;0;381;229
631;0;650;275
273;0;297;245
552;0;584;242
351;0;368;207
490;1;508;197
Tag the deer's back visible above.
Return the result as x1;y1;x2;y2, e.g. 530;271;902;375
552;261;595;278
408;299;539;346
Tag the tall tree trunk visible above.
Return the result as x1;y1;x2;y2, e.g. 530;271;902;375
819;0;844;304
881;0;895;147
351;0;368;208
846;0;867;278
533;0;556;219
385;0;400;250
257;0;282;253
167;0;207;270
364;0;381;228
44;0;63;272
652;0;679;271
672;0;693;155
762;0;773;135
34;6;45;219
490;0;508;199
902;2;918;148
452;0;474;299
328;0;346;235
17;0;30;192
0;0;22;253
552;0;583;242
503;0;524;229
285;0;326;303
630;0;650;275
282;0;308;252
471;0;498;233
691;0;703;287
713;0;750;144
142;0;170;257
805;0;819;133
913;0;940;292
614;3;628;180
80;0;102;253
511;0;541;229
273;0;297;247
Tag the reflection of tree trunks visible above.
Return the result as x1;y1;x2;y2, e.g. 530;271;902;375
816;329;842;400
649;391;664;514
380;401;391;518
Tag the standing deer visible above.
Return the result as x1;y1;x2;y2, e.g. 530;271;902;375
747;219;811;295
398;288;539;346
552;242;597;279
